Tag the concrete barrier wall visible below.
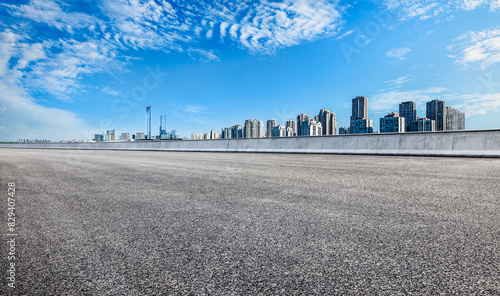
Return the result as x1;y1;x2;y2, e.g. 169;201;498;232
2;129;500;157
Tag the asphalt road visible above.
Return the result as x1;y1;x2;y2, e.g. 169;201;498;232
1;148;499;295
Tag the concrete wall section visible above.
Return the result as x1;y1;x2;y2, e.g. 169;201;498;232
1;129;500;157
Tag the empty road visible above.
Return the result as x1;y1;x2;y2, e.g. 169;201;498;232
1;148;499;295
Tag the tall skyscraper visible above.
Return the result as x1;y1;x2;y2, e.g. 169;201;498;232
380;112;405;133
446;107;458;131
350;96;373;134
221;127;232;139
244;119;264;138
330;111;338;135
159;115;166;134
318;109;338;135
286;120;297;136
399;101;417;132
426;100;446;131
266;119;277;138
458;112;465;130
352;96;368;120
159;115;168;139
210;129;218;139
445;107;465;131
146;105;151;139
296;114;310;136
106;129;115;141
231;125;243;138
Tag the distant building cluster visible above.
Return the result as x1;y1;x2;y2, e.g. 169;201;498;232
93;106;180;142
16;139;90;143
13;96;467;143
16;139;52;143
193;96;465;140
192;109;338;140
375;99;465;134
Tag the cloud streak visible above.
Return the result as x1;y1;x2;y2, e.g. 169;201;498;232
449;28;500;69
375;0;500;21
386;47;412;60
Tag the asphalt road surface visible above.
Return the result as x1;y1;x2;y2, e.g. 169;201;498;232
1;148;499;295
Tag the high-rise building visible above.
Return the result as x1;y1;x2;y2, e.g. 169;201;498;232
266;119;277;138
445;107;466;131
106;129;115;141
221;127;232;139
446;107;458;131
350;96;373;134
272;125;287;137
399;101;417;132
231;125;243;138
299;120;322;136
458;112;465;130
94;134;104;142
121;133;130;140
244;119;264;138
146;105;152;139
296;114;310;136
136;132;145;140
426;100;446;131
380;112;405;133
191;133;203;140
330;112;338;135
417;118;436;132
159;115;167;139
210;129;219;139
285;120;297;136
318;109;338;135
352;96;368;119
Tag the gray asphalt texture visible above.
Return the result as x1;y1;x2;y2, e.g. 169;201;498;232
1;148;499;295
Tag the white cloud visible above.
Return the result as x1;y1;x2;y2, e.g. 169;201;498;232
182;104;210;114
0;77;89;141
102;87;121;97
386;47;412;60
456;93;500;115
220;22;230;39
0;30;95;141
462;0;487;10
376;0;500;21
187;49;219;61
6;0;104;33
97;0;345;54
336;29;354;40
25;39;126;99
381;76;413;90
449;28;500;69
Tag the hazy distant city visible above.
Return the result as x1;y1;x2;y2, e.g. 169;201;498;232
16;96;465;144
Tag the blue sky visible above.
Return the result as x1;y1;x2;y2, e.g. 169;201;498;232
0;0;499;141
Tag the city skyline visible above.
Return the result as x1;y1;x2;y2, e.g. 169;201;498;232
1;1;500;141
12;95;470;142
